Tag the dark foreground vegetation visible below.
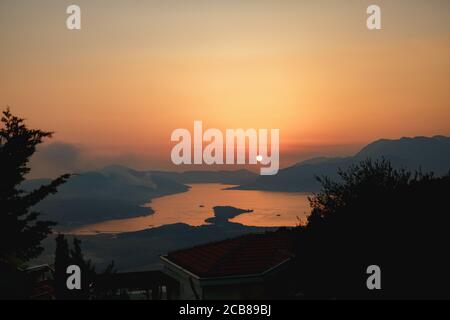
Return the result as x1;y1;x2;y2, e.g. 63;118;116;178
291;160;450;299
0;109;70;298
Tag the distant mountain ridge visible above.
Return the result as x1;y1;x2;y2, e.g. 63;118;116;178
23;165;189;226
23;166;257;226
233;136;450;192
24;136;450;225
149;169;257;185
355;135;450;168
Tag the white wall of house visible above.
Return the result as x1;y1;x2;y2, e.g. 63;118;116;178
160;256;293;300
161;259;203;300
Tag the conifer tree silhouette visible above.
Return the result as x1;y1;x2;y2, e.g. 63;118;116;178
0;108;70;298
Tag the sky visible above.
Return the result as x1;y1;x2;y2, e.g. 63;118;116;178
1;0;449;177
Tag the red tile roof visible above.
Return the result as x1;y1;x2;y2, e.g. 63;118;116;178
165;233;296;278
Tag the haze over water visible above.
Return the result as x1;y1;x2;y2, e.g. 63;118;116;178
71;184;311;234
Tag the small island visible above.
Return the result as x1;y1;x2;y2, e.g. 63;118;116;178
204;206;253;225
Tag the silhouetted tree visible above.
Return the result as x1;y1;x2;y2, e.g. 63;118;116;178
90;261;117;300
54;234;71;299
0;108;70;298
54;234;115;300
70;237;96;299
293;159;450;299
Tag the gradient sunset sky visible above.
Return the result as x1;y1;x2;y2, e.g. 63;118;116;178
1;0;449;175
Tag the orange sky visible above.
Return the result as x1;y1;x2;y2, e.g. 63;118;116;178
1;0;449;174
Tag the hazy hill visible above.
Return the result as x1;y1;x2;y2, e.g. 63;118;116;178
354;136;450;171
23;166;258;227
233;136;450;192
23;165;189;227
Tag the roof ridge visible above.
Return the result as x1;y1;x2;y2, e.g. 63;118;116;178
165;231;297;278
168;232;258;255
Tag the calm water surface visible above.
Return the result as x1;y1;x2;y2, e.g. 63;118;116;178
71;184;311;234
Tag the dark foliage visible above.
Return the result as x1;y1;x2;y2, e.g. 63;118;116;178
54;234;115;300
0;108;70;265
0;108;70;299
293;159;450;299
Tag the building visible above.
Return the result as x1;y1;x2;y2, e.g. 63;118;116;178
25;264;55;300
160;232;297;300
93;270;179;300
